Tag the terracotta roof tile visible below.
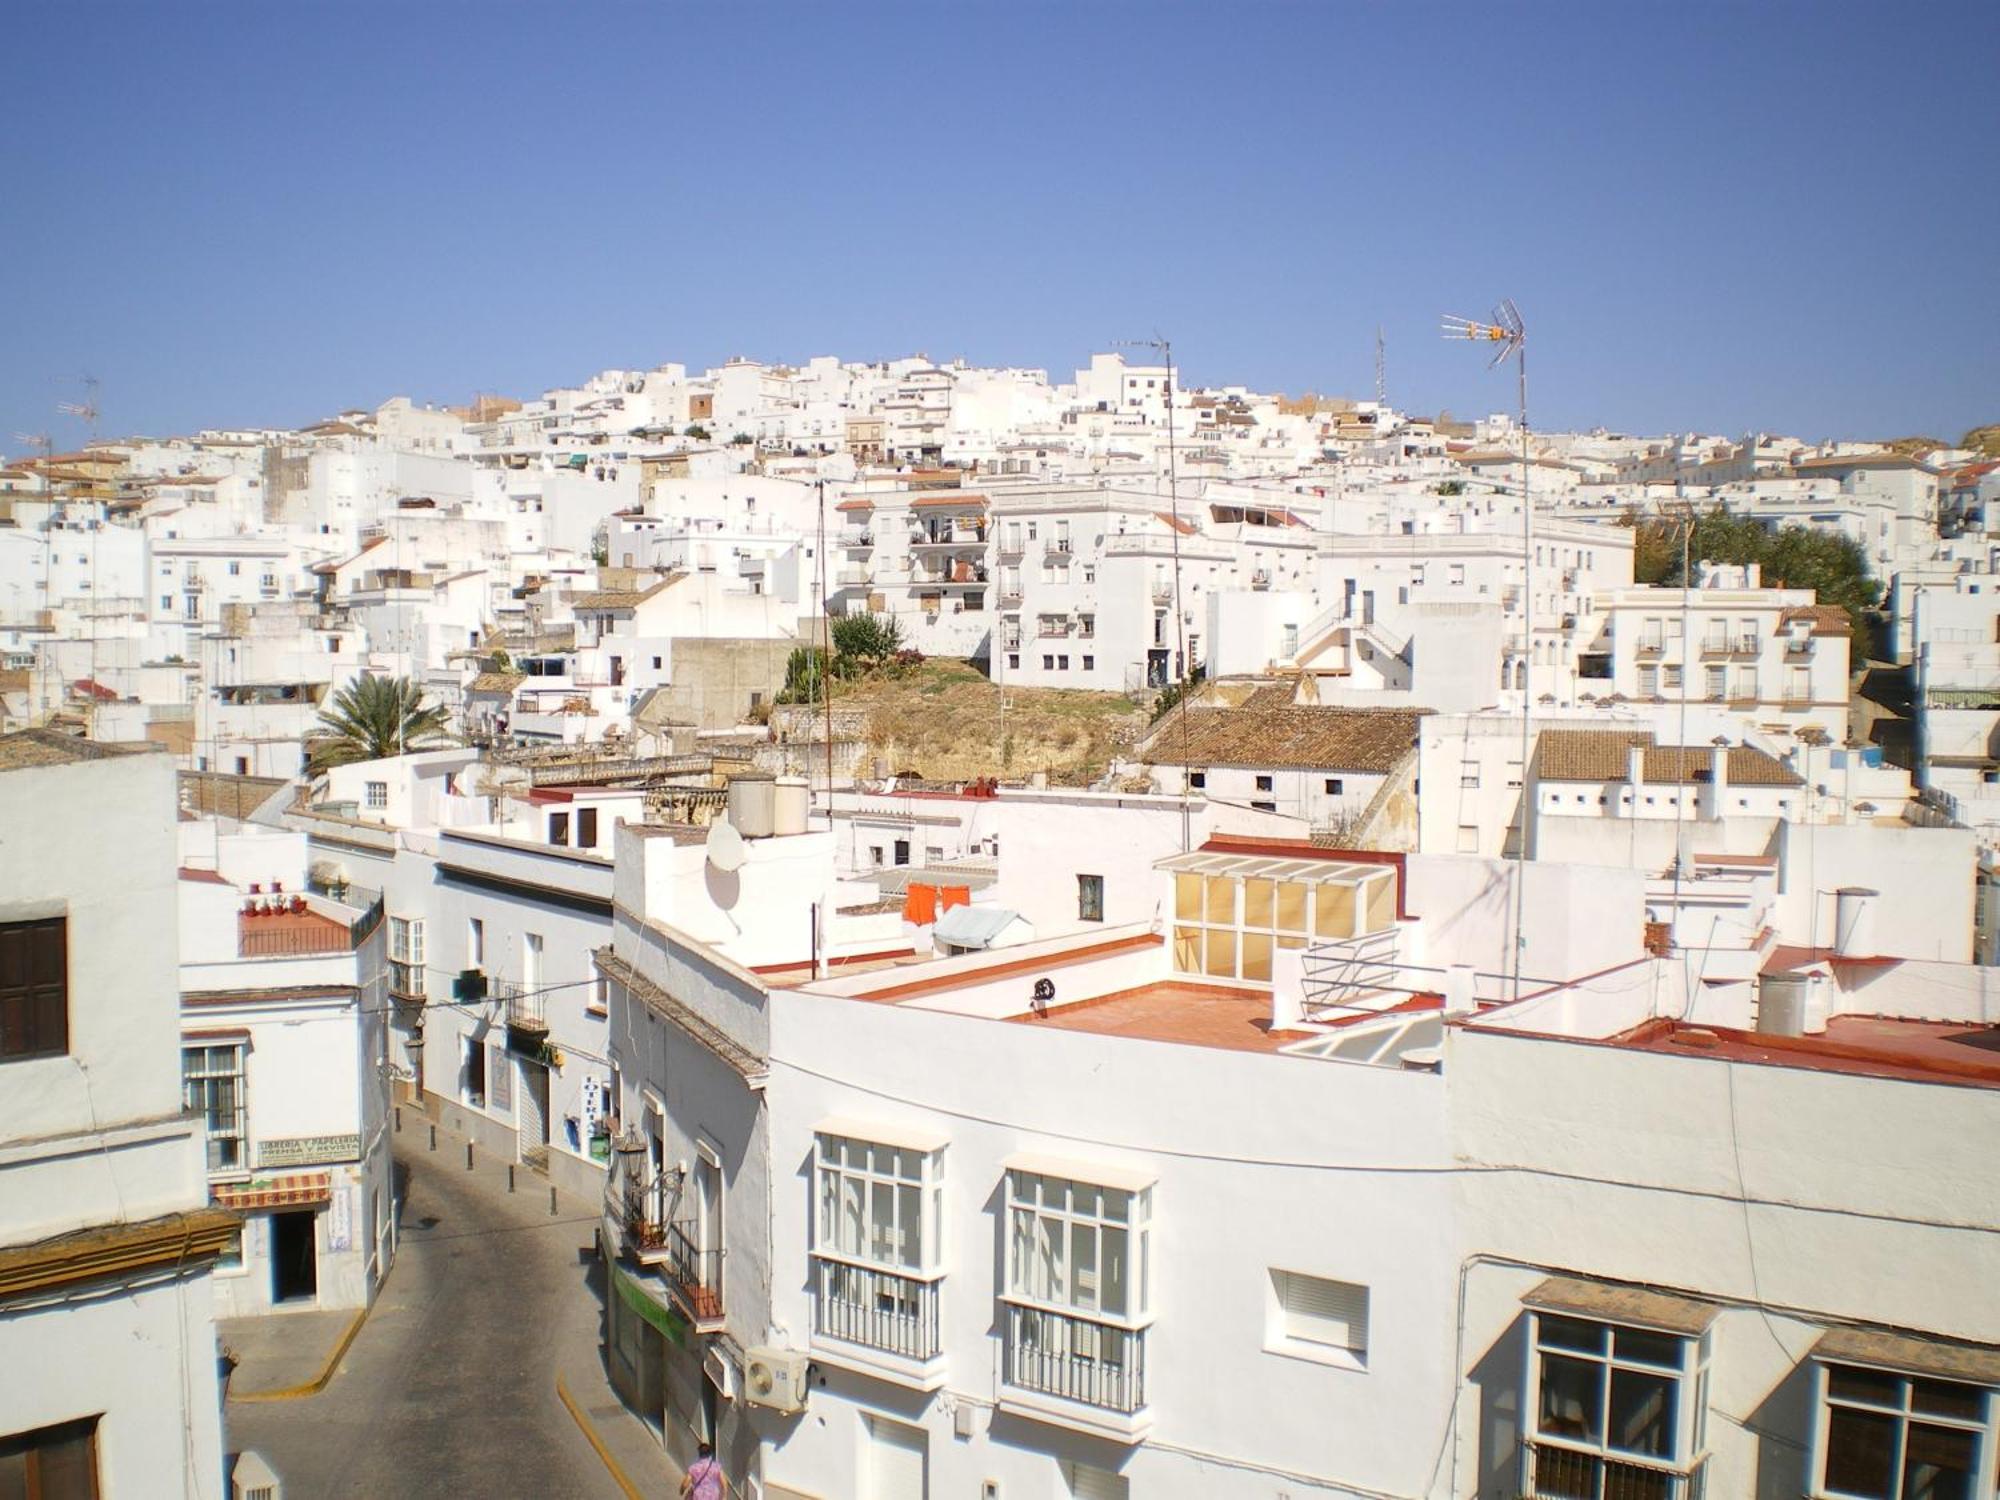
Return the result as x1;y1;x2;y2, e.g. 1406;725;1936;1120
1535;729;1802;787
1779;604;1852;637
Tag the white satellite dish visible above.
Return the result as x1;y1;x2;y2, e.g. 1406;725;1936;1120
706;818;746;873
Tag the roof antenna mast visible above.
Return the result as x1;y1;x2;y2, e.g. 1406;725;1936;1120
1443;301;1528;1001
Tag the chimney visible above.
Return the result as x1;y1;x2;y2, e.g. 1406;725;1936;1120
1701;742;1730;820
1746;561;1761;588
1626;743;1647;801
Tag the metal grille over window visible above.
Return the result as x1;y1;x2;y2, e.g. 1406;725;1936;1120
812;1125;946;1363
1520;1279;1716;1500
182;1042;247;1172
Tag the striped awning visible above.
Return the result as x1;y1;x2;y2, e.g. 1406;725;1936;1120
212;1173;333;1211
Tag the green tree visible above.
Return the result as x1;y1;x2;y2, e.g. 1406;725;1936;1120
308;676;452;771
1148;665;1207;723
831;612;903;664
777;646;833;705
1626;506;1882;655
683;423;711;441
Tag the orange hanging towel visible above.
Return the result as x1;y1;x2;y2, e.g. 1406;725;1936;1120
904;883;938;925
939;885;972;913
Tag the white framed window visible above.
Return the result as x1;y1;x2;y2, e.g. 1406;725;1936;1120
182;1042;247;1173
814;1131;943;1275
467;917;484;969
1077;874;1105;923
1268;1269;1368;1369
389;917;425;998
364;780;388;809
1811;1354;1998;1500
1004;1168;1150;1323
1523;1307;1711;1499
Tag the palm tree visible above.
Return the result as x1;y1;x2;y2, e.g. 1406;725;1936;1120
308;676;452;771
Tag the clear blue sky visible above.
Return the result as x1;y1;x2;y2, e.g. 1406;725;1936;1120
4;1;1995;450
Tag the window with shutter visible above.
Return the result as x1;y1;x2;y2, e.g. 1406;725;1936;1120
1271;1270;1369;1362
0;917;68;1062
1065;1461;1130;1500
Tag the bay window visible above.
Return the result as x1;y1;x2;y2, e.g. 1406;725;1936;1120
182;1041;247;1173
388;917;425;999
812;1124;945;1365
1811;1329;2000;1500
1521;1279;1713;1499
1002;1158;1153;1415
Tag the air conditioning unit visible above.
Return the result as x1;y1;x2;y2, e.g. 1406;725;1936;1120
230;1451;282;1500
743;1346;809;1414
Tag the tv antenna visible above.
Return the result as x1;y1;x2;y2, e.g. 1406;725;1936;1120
58;374;102;441
1444;300;1530;1004
1375;325;1386;406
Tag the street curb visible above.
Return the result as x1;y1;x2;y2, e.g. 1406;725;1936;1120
557;1373;647;1500
229;1307;369;1403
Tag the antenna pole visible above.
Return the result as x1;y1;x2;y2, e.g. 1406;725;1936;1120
1513;338;1529;1005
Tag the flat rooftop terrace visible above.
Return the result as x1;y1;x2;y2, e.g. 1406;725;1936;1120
1007;980;1310;1054
1617;1014;2000;1088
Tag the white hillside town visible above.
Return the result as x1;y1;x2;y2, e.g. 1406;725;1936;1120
5;346;2000;1500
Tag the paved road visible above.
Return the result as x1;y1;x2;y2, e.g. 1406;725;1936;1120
227;1139;629;1499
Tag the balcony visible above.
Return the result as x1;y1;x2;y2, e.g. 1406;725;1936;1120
500;978;546;1035
1785;637;1814;657
387;959;425;1001
1520;1439;1706;1500
1001;1304;1148;1439
1636;641;1666;658
1250;570;1272;590
238;903;354;958
662;1219;723;1325
998;589;1023;607
837;567;874;588
1151;585;1174;604
839;530;875;550
812;1259;944;1384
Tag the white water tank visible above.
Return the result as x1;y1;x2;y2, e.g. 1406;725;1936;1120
773;776;810;836
1833;887;1878;957
1756;973;1809;1038
728;773;777;838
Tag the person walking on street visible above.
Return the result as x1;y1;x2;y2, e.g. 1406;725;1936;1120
680;1442;723;1500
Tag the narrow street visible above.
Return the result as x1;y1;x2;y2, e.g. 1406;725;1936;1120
225;1129;649;1499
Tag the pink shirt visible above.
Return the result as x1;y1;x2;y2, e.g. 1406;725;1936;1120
685;1456;723;1500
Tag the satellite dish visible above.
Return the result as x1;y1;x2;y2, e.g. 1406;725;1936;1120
706;818;746;873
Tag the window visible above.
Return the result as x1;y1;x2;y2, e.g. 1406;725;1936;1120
1638;665;1659;698
1269;1270;1369;1366
1;918;68;1062
1457;825;1481;853
228;561;240;575
1188;770;1207;789
1006;1169;1149;1320
1325;777;1343;795
1813;1359;1998;1500
1255;774;1274;792
1078;874;1105;922
893;839;910;867
524;931;543;992
1524;1308;1710;1499
389;917;425;999
467;918;485;969
1003;1168;1152;1413
462;1036;486;1108
1065;1462;1130;1500
549;811;570;846
578;807;599;847
1082;655;1094;671
182;1043;246;1172
1461;764;1481;789
814;1132;941;1273
364;781;387;810
1057;654;1069;670
0;1416;99;1499
1043;654;1055;670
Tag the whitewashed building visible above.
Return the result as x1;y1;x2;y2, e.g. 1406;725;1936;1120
0;733;234;1498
